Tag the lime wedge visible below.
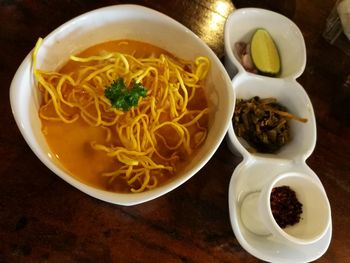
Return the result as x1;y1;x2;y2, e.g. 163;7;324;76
250;29;281;76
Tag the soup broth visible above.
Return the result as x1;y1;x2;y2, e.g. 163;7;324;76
38;40;209;193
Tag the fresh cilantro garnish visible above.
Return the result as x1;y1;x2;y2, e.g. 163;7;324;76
104;77;147;111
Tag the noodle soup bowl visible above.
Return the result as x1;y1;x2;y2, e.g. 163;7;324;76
10;5;234;205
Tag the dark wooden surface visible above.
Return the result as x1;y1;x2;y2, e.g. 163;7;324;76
1;0;349;262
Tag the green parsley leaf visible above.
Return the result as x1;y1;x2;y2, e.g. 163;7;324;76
104;77;147;111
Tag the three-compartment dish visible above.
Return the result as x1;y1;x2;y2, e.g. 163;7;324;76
224;8;332;263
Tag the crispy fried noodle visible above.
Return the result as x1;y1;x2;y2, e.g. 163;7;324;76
32;38;210;193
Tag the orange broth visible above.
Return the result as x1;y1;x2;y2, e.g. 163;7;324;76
40;40;208;192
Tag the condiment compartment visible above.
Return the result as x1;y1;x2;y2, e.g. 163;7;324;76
224;7;306;80
228;158;332;263
226;74;316;161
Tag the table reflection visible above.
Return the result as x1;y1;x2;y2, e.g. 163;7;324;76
199;0;234;55
176;0;234;57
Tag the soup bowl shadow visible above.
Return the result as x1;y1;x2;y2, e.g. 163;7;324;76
10;4;234;205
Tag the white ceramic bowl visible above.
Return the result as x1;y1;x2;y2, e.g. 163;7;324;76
239;172;331;244
259;172;331;245
10;4;234;205
224;8;306;80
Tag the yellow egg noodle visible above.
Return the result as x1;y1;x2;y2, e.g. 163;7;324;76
33;38;210;193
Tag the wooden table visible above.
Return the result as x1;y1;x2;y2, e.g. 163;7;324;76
1;0;349;262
